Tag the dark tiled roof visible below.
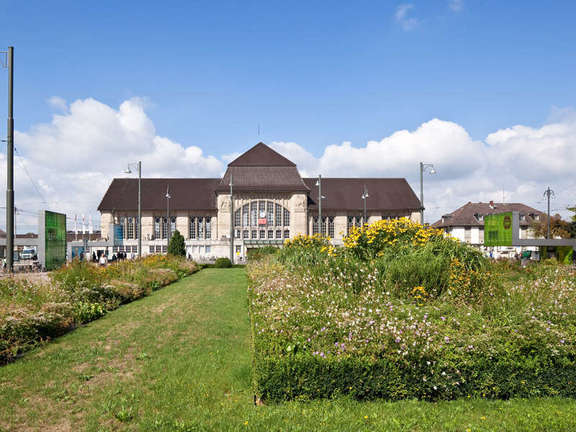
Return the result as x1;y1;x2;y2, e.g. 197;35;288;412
303;178;421;213
432;202;546;228
98;178;220;211
217;166;310;192
229;142;296;167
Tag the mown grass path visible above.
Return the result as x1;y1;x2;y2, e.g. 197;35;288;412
0;268;575;431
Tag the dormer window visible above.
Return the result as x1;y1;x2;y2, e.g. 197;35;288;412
474;213;484;222
520;213;526;221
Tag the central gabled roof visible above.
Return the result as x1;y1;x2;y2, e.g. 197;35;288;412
228;142;296;167
217;142;308;192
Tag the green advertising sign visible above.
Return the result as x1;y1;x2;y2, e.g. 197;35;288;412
484;212;513;247
45;211;67;270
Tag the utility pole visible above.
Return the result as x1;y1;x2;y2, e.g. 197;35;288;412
137;161;142;258
229;173;234;263
419;162;436;225
544;187;555;239
165;185;171;251
361;185;369;224
317;174;322;235
5;47;14;272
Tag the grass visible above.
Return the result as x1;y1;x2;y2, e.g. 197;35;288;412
0;268;574;431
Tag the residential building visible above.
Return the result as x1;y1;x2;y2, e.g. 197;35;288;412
432;201;547;257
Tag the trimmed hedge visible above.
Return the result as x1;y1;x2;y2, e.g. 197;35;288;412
248;251;576;402
214;257;232;268
253;354;576;402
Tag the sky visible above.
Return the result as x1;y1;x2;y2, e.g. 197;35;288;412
0;0;575;232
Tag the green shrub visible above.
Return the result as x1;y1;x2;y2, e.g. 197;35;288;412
214;257;232;268
248;244;576;402
247;246;279;261
168;230;186;257
1;255;199;365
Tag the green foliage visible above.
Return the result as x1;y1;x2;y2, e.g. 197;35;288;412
1;269;575;430
214;257;232;268
0;255;198;365
247;246;279;261
248;222;576;402
168;230;186;257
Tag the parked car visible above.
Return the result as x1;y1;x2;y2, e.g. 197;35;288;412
20;248;37;260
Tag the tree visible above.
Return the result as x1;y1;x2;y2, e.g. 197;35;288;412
531;213;571;239
568;206;576;238
168;230;186;257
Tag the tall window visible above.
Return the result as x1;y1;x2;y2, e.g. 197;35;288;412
242;205;249;226
161;217;169;239
198;217;205;239
275;204;282;226
312;216;319;235
328;216;335;238
250;202;257;226
189;217;197;239
170;217;176;236
205;217;211;239
154;217;161;239
267;201;274;226
283;208;290;226
347;216;362;233
234;209;241;227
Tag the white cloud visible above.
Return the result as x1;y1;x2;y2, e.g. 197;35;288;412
271;116;576;224
8;96;576;232
12;97;223;232
47;96;67;112
449;0;463;12
395;4;420;31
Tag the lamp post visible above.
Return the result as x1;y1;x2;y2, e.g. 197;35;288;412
419;162;436;225
361;185;369;224
229;173;234;263
165;185;171;252
1;46;14;272
124;161;142;258
315;175;326;235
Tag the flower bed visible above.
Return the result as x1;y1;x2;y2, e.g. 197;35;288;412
249;219;576;402
0;255;198;364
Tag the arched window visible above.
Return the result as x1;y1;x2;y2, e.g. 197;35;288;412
234;201;290;229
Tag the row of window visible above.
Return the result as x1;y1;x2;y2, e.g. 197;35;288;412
234;229;290;239
113;245;138;253
118;216;139;239
189;216;212;239
234;201;290;228
153;216;177;239
312;216;335;237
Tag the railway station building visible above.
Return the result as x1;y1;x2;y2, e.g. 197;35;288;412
98;142;422;260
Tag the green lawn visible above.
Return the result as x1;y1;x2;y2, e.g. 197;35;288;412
0;268;574;431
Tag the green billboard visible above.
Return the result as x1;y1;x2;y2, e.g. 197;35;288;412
484;212;513;247
44;211;67;270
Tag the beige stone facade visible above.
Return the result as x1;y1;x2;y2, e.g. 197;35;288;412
97;142;422;261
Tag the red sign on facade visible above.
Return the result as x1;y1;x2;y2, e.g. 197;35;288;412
258;218;267;225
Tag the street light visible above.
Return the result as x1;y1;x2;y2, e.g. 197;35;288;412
315;175;326;235
361;185;369;224
419;162;436;225
165;185;171;252
124;161;142;258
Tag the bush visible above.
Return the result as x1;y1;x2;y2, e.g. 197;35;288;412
168;230;186;257
248;219;576;402
214;257;232;268
0;255;199;365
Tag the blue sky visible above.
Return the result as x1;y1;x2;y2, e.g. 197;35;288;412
3;0;576;155
0;0;575;230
